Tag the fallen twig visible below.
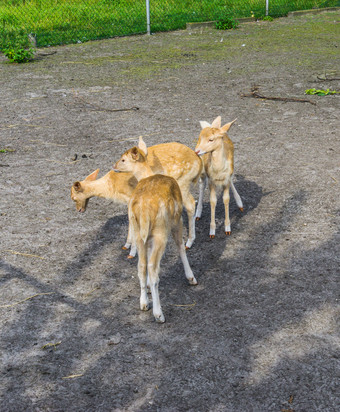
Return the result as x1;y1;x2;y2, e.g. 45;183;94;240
62;373;84;379
172;300;197;308
66;93;139;113
37;51;57;57
4;249;45;259
83;287;100;298
42;341;62;350
242;86;316;105
0;292;54;308
317;75;340;81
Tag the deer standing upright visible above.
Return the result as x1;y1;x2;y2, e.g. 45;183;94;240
195;116;243;238
114;144;197;323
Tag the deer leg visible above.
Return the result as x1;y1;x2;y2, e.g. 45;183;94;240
181;190;196;249
136;238;149;311
223;181;231;235
148;235;166;323
127;223;137;259
231;179;244;212
122;221;132;250
195;176;207;221
172;218;197;285
209;183;217;238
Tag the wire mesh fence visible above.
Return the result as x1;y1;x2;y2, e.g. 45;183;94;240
0;0;339;49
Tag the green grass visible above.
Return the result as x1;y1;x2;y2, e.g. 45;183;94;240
0;0;339;48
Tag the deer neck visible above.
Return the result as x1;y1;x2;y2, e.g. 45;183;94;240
210;143;226;168
85;173;114;199
134;162;154;181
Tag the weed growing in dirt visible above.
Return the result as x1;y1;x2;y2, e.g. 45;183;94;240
0;148;15;153
216;15;239;30
305;88;339;95
1;33;35;63
2;46;35;63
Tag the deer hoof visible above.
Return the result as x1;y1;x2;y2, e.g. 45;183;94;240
239;207;244;212
189;277;198;286
210;235;215;239
225;231;231;236
127;255;134;259
195;217;200;221
140;302;150;311
122;246;128;250
155;314;165;323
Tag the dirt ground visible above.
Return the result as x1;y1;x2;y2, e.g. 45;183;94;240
0;10;339;412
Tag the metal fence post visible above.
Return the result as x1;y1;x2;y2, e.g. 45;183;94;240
146;0;151;35
266;0;269;16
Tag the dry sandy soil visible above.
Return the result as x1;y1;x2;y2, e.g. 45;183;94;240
0;10;339;412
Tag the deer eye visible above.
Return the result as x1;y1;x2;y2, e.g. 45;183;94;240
121;159;125;162
208;138;214;142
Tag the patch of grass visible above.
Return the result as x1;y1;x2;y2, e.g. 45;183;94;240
0;1;338;47
216;15;239;30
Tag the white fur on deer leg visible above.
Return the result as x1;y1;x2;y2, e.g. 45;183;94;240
185;216;195;248
150;280;165;323
128;244;137;259
195;177;207;220
209;227;216;237
180;245;197;285
122;242;131;250
140;293;150;311
225;224;231;234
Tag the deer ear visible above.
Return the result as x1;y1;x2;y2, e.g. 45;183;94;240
211;116;221;128
138;136;148;156
200;121;211;129
221;118;237;133
85;169;99;181
73;181;83;192
131;147;140;160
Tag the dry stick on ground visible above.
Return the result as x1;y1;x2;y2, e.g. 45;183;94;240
0;292;54;308
317;75;340;81
41;341;62;350
4;249;45;259
242;86;317;106
66;94;139;112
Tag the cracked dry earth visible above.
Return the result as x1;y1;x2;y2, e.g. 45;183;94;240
0;10;339;412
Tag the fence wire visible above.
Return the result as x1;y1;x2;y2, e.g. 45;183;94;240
0;0;339;49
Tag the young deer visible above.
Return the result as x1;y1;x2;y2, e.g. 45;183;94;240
136;137;202;249
114;145;197;323
71;169;138;255
71;139;202;252
195;116;243;238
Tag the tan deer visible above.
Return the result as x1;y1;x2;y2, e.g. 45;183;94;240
71;138;202;255
195;116;243;238
71;169;138;255
114;145;197;323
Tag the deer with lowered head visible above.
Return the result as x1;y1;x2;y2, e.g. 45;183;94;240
114;143;197;323
71;138;202;256
71;169;138;255
195;116;243;238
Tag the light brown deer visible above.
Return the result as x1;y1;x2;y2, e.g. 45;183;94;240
114;145;197;323
71;169;138;255
195;116;243;238
71;139;202;255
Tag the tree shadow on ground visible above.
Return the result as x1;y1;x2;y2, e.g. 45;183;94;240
0;186;339;411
